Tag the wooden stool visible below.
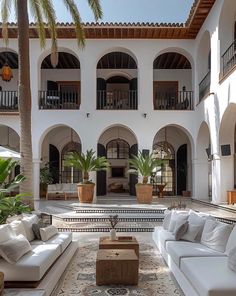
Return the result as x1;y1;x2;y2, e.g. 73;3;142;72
96;249;139;285
0;272;4;296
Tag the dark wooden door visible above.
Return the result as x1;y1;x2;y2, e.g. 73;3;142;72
177;144;187;195
97;78;106;109
96;143;107;196
47;80;58;91
129;78;138;109
49;144;60;183
129;143;138;195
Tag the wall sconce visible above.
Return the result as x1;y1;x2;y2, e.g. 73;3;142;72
143;113;147;118
86;113;90;118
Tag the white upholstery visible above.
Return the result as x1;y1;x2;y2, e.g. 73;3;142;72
31;232;72;253
21;214;39;241
226;225;236;253
166;240;226;267
181;256;236;296
40;226;58;242
0;224;16;243
9;220;28;238
157;227;176;249
0;244;61;281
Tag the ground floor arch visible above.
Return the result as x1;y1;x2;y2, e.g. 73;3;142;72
153;125;192;196
97;125;138;196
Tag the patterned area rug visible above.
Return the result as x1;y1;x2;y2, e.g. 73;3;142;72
54;237;184;296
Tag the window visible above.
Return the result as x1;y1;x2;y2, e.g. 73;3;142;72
107;139;130;159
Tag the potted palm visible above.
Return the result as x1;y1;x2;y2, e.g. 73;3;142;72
65;149;109;203
128;151;163;204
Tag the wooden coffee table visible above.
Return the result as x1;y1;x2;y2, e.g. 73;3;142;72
99;236;139;257
96;249;139;285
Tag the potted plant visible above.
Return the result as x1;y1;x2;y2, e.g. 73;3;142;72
128;151;163;204
40;165;54;198
0;158;31;224
65;149;109;203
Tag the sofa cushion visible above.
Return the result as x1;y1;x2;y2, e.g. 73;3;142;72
168;211;189;232
21;214;39;242
173;221;188;240
0;234;31;264
39;225;58;242
166;241;226;267
31;232;72;253
226;225;236;254
0;244;61;281
228;246;236;273
181;256;236;296
201;220;233;253
188;210;213;241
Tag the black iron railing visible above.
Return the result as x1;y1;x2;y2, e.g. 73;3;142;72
154;91;193;110
0;91;18;111
39;91;80;110
97;90;138;110
199;71;210;102
222;40;236;77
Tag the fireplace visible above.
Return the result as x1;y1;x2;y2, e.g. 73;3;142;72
111;167;125;178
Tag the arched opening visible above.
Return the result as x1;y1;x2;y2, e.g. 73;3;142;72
153;52;193;110
40;51;80;110
0;51;18;111
219;2;236;76
97;125;138;196
97;52;138;110
153;125;192;196
219;103;236;203
197;31;211;102
40;125;82;198
195;122;211;201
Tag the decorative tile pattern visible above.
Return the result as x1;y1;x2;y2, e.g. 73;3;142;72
53;239;184;296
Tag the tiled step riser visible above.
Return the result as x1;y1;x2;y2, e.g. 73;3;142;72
58;227;154;232
60;217;164;222
74;209;165;214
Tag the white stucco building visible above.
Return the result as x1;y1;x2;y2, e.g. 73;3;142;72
0;0;235;205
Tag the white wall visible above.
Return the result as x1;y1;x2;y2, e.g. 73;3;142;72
41;69;80;89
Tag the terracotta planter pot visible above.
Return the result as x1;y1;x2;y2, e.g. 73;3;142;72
135;184;153;204
0;272;4;296
77;183;95;203
182;190;191;197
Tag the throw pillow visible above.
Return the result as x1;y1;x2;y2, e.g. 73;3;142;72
187;210;214;241
0;234;31;264
181;223;202;242
21;214;39;241
173;221;189;241
39;225;58;242
0;224;16;243
163;210;172;230
9;220;28;238
228;246;236;273
32;220;47;240
168;211;189;232
226;225;236;254
201;220;233;253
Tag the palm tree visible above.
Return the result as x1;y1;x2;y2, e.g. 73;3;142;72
1;0;102;207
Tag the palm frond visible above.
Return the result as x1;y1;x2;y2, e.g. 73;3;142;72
87;0;103;21
63;0;85;47
1;0;13;44
29;0;46;48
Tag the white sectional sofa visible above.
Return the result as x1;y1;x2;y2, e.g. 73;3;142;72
152;210;236;296
0;214;77;296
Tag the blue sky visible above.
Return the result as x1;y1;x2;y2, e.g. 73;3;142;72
53;0;195;23
7;0;194;24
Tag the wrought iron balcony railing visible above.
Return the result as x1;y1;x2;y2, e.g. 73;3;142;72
199;71;210;102
97;90;138;110
39;91;80;110
222;40;236;77
154;91;194;110
0;91;18;111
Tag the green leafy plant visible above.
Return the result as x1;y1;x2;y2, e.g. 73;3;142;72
128;151;163;184
0;158;31;224
65;149;109;183
40;165;54;185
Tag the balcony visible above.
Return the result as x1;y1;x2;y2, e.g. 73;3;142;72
97;90;138;110
0;91;18;112
39;91;80;110
222;40;236;78
199;71;210;102
154;91;194;110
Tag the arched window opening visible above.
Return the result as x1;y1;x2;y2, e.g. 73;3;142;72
106;139;130;159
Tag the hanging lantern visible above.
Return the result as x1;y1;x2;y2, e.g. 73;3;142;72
1;63;13;82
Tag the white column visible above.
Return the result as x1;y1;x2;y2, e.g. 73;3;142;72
33;159;41;210
211;154;222;204
210;32;221;90
192;158;209;200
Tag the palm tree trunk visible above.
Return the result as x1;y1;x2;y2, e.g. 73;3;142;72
17;0;33;207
